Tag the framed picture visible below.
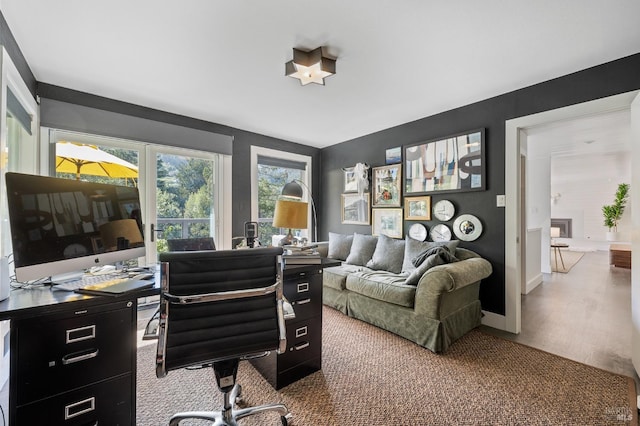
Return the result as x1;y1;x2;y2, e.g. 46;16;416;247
385;146;402;164
343;167;358;193
404;196;431;220
341;193;370;225
372;164;402;207
372;208;403;238
404;128;485;195
91;236;104;253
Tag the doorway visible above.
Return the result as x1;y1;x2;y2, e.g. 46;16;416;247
504;89;640;375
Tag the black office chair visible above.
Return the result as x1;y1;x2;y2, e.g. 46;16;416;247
156;247;293;426
167;237;216;251
143;238;216;340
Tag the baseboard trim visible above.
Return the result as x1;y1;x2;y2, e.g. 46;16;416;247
481;310;506;330
525;274;543;294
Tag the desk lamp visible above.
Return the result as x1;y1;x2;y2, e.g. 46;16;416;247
280;180;317;242
273;198;308;246
550;227;561;245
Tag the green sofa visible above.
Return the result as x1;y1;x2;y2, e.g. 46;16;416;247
316;233;493;353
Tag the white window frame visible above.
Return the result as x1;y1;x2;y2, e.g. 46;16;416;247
250;146;312;241
42;128;232;265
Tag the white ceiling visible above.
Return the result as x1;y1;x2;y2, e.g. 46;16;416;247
1;0;639;148
526;109;631;158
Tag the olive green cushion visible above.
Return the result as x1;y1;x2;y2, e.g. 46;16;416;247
345;270;415;308
323;264;364;291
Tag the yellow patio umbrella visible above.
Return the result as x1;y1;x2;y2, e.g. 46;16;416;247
56;142;139;181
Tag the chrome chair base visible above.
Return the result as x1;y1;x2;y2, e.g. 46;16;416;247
168;384;292;426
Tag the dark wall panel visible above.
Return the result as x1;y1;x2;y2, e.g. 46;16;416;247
231;129;321;238
0;11;36;96
319;52;640;316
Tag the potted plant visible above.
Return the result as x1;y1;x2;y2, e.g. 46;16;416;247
602;183;630;241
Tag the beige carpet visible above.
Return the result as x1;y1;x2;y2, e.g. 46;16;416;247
137;306;636;425
551;249;585;273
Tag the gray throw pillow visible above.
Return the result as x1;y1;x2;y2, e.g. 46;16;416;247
345;233;378;266
328;232;353;260
401;237;459;273
366;234;405;274
404;247;459;286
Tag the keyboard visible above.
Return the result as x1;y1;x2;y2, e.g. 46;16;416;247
54;274;130;292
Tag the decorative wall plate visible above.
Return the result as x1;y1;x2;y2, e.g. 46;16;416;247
430;223;451;242
433;200;455;221
453;214;483;241
408;223;428;241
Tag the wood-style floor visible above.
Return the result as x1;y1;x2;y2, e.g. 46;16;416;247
481;250;637;386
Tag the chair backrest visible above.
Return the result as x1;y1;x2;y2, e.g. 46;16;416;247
167;237;216;251
156;247;285;377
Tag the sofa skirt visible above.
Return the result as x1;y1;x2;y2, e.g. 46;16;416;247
329;285;482;353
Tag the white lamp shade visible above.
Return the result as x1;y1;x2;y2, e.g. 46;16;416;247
550;227;561;238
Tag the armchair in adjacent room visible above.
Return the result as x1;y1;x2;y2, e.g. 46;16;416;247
155;247;294;426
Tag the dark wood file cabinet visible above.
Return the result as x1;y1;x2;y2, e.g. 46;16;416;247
250;263;324;389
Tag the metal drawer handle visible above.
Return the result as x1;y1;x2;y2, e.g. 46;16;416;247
66;325;96;344
65;396;95;420
296;298;311;305
297;283;309;293
295;326;308;338
62;348;99;365
294;342;310;351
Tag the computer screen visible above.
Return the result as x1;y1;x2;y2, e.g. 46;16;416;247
5;172;146;282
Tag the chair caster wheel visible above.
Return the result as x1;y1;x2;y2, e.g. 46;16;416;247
234;384;243;404
281;413;292;425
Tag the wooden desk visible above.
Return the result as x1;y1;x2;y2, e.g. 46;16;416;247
610;244;631;268
0;282;159;425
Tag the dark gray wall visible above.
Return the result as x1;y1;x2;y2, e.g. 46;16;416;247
319;53;640;315
37;84;321;240
0;11;36;96
231;130;321;238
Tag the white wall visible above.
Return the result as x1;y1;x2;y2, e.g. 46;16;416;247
551;152;632;250
526;154;552;272
525;109;632;266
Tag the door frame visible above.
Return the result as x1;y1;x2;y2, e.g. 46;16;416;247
502;90;639;334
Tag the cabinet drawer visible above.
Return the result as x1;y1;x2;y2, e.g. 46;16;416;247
15;374;131;425
284;271;322;321
278;317;321;371
15;304;133;405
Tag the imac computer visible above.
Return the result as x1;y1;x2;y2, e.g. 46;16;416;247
5;172;146;283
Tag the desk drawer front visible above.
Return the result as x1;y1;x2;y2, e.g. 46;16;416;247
16;304;133;405
15;374;131;425
284;271;322;321
279;318;321;371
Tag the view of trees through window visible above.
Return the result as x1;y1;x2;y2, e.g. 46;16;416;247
55;144;215;253
257;163;304;246
155;154;214;253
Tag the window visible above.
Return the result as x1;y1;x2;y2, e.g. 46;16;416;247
251;147;312;246
45;129;230;265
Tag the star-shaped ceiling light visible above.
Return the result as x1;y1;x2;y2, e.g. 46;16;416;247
285;47;336;86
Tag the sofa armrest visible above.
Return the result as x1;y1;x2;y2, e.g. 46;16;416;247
414;257;492;317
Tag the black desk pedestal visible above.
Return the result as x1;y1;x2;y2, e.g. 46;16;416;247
0;284;158;426
250;263;324;389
